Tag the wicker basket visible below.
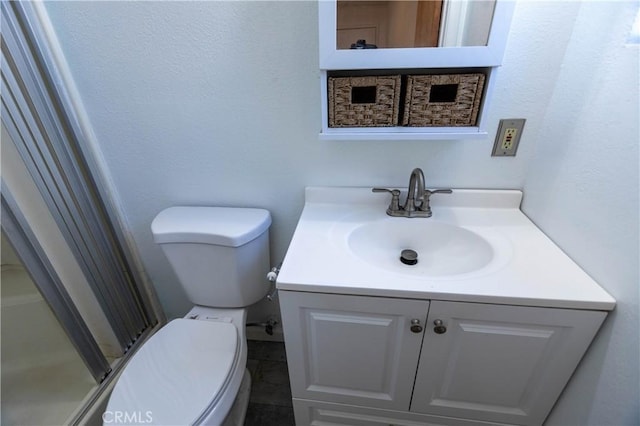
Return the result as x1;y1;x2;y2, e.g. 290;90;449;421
402;74;485;127
328;75;401;127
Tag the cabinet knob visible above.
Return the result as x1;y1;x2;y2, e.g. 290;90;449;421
433;319;447;334
410;319;423;333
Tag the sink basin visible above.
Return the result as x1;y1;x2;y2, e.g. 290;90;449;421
276;187;616;312
347;219;494;277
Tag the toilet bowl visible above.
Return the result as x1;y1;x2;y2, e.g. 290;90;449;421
105;307;248;425
104;207;271;425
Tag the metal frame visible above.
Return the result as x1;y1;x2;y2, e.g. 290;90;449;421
1;1;156;351
1;185;112;383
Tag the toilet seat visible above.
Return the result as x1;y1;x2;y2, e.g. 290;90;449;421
106;318;241;425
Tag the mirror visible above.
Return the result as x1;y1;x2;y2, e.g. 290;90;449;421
319;0;512;69
336;0;496;49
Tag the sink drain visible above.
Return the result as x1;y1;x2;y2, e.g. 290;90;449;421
400;249;418;265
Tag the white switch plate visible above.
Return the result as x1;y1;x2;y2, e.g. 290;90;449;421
492;119;526;157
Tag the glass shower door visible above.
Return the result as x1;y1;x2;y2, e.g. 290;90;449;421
1;232;98;425
1;2;160;422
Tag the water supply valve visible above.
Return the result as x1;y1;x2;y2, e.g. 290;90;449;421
265;263;282;301
267;266;279;282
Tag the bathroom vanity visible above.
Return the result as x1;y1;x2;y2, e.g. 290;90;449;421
276;187;615;426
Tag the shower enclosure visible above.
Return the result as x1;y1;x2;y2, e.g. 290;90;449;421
1;232;97;425
1;2;160;424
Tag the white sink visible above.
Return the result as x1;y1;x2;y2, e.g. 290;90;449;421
276;187;616;311
347;219;494;277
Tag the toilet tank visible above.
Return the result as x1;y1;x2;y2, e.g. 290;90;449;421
151;207;271;308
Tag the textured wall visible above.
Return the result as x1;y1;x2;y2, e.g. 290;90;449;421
521;2;639;425
42;1;638;423
43;0;580;318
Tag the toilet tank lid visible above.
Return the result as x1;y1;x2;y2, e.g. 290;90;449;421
151;206;271;247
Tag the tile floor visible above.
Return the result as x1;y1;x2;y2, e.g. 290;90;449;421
245;340;295;426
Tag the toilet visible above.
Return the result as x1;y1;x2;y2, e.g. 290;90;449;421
104;206;271;425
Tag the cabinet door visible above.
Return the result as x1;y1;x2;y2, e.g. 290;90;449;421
280;291;429;411
411;301;606;426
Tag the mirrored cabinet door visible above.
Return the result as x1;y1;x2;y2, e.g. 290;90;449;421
335;0;495;50
320;0;514;70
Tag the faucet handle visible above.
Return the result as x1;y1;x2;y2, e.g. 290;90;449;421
425;189;453;196
372;188;402;213
420;189;452;217
373;187;400;195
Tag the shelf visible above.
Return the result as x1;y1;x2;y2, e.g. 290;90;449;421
318;128;488;141
319;69;498;140
316;1;515;141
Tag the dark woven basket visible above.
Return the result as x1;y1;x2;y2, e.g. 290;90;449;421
402;73;485;127
328;75;401;127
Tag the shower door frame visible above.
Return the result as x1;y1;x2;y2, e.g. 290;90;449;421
1;186;112;383
1;0;159;351
1;1;166;423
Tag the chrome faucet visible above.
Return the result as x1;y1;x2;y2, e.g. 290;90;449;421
404;168;426;213
373;168;452;218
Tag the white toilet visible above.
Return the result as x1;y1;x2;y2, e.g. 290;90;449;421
104;206;272;425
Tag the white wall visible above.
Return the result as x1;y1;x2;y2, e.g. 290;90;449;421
42;0;638;422
521;2;639;425
42;0;580;319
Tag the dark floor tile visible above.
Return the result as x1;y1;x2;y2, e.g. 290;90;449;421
247;359;260;377
249;363;292;407
244;403;295;426
253;360;290;386
246;340;294;420
247;340;287;362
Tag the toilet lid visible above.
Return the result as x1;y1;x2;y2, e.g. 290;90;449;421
107;319;238;425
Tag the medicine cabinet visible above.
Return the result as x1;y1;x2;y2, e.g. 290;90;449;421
318;0;515;140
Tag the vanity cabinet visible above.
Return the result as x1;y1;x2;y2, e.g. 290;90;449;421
280;291;607;426
280;291;429;411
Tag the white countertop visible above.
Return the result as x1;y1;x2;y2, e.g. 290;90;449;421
276;187;616;311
